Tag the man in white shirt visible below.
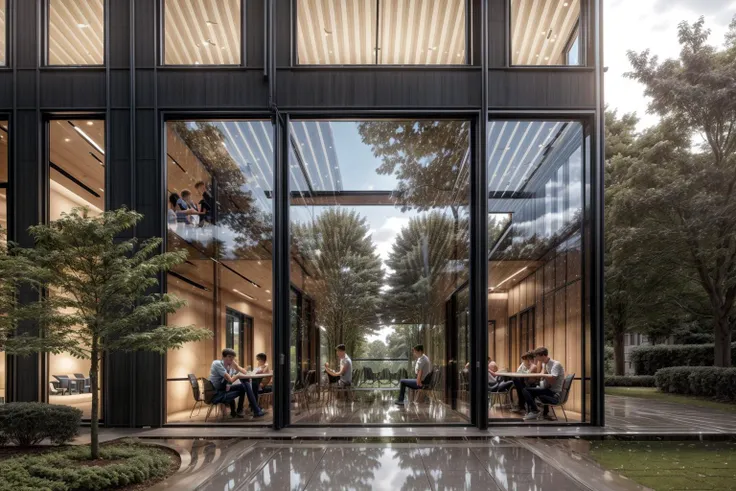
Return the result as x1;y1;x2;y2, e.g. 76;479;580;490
520;347;565;421
250;352;272;395
324;344;353;387
209;348;266;418
395;345;432;405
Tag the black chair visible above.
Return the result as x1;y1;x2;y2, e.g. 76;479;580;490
73;373;91;393
538;373;575;421
188;374;204;418
202;379;228;422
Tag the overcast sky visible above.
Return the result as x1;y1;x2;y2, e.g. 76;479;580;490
604;0;736;129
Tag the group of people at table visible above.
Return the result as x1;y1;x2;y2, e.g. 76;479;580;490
488;346;566;421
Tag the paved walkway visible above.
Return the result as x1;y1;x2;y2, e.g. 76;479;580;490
148;438;647;491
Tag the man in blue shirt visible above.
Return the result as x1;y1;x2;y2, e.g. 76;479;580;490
209;348;266;418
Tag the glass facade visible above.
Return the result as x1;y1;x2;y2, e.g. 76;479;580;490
288;120;471;424
163;0;242;65
48;0;105;66
0;1;5;66
47;118;105;419
296;0;467;65
487;120;589;422
510;0;583;66
164;120;274;424
0;120;6;403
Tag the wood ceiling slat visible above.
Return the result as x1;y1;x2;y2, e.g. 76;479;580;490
512;0;580;66
48;0;104;65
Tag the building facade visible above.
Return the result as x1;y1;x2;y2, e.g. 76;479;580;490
0;0;604;430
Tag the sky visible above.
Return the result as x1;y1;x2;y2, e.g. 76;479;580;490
604;0;736;129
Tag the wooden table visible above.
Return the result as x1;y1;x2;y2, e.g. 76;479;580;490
235;373;271;380
494;372;555;379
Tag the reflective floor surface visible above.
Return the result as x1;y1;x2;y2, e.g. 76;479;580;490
149;439;630;491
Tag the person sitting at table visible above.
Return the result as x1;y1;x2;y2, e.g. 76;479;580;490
251;353;273;395
209;348;266;419
511;351;540;413
488;361;514;393
520;346;565;421
395;345;432;405
324;344;353;388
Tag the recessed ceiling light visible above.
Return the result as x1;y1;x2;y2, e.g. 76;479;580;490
64;138;70;142
205;20;218;25
194;61;201;65
77;23;89;29
86;121;94;126
544;56;549;60
564;2;569;6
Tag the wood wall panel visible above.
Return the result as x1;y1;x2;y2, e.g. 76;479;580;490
555;252;567;289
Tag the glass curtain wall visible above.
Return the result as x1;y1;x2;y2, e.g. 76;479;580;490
487;120;588;423
296;0;467;65
0;1;6;66
163;0;242;65
165;120;274;424
289;119;471;425
48;0;105;66
47;118;105;419
0;120;7;403
510;0;583;66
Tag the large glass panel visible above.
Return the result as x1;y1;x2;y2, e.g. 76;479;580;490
0;120;6;403
296;0;466;65
48;118;105;419
289;119;470;424
48;0;105;66
163;0;242;65
165;120;274;424
0;1;6;66
510;0;582;66
487;120;585;423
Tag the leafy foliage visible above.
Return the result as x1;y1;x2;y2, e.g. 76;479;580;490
655;366;736;401
0;403;81;447
604;375;656;387
0;442;176;491
631;343;736;376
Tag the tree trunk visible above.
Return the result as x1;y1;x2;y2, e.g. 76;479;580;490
613;329;626;376
714;316;732;367
90;338;100;460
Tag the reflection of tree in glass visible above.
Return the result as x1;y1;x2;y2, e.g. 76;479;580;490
357;120;470;213
292;209;383;366
307;447;385;491
170;122;272;259
383;212;468;333
492;208;582;262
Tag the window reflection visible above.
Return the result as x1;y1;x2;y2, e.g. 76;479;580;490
289;120;471;424
296;0;467;65
510;0;582;66
0;120;6;403
163;0;242;65
487;120;586;422
165;120;274;424
47;118;105;419
48;0;105;65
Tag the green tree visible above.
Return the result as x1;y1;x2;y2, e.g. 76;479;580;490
365;339;389;359
292;209;383;365
0;208;211;459
623;18;736;366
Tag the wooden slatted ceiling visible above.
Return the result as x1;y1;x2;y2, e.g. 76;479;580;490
297;0;466;65
164;0;241;65
0;1;5;66
511;0;580;66
49;120;105;212
48;0;104;65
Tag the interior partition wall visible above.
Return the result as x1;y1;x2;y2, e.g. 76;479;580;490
0;0;604;430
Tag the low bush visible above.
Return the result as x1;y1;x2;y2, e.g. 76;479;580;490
0;442;176;491
0;402;81;446
655;366;736;402
604;375;656;387
604;345;614;376
630;343;736;375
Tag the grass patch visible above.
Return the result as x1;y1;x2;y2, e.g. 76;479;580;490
0;440;179;491
589;441;736;491
606;387;736;414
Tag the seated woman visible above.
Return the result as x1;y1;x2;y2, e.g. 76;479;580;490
251;352;273;395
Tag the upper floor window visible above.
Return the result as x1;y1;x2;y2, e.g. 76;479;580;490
0;1;6;66
163;0;242;65
48;0;105;66
510;0;583;66
296;0;467;65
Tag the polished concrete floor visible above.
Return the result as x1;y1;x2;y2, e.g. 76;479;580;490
150;439;624;491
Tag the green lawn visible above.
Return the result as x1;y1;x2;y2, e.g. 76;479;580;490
589;441;736;491
606;387;736;414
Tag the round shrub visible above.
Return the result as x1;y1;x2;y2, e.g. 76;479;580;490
604;375;655;387
0;442;176;491
655;366;736;402
0;402;81;446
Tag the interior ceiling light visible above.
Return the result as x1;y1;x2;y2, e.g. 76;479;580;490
71;124;105;155
489;266;529;291
86;121;94;126
233;289;256;301
77;23;89;29
205;20;218;25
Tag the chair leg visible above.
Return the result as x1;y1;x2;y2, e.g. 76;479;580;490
561;405;568;422
204;404;214;422
190;400;199;419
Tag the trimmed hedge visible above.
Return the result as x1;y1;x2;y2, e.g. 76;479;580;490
604;375;656;387
655;366;736;402
0;442;175;491
0;402;81;447
630;342;736;375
